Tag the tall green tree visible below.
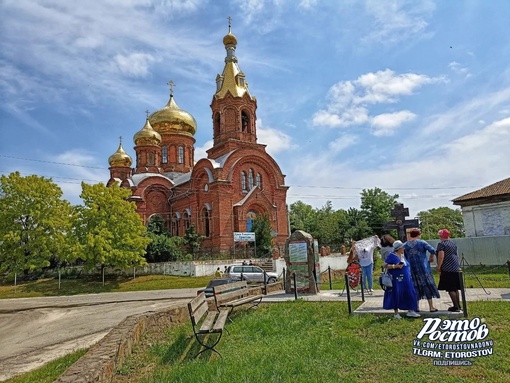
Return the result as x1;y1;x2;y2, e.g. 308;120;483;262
315;201;344;248
360;187;399;236
417;207;465;239
251;214;273;257
73;183;149;273
183;224;204;258
338;207;372;243
145;215;185;262
289;201;317;234
0;172;74;277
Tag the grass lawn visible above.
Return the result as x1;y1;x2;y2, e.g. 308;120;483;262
0;275;213;299
110;300;510;383
3;349;87;383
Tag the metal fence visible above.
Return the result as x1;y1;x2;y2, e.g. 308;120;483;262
427;235;510;266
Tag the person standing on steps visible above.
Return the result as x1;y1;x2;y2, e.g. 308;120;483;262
382;240;420;319
405;228;440;312
436;229;462;312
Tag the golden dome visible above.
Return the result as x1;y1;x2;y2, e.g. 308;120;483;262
108;142;132;167
133;118;161;146
149;94;197;136
223;30;237;46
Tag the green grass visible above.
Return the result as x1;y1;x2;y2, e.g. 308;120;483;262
115;301;510;383
0;274;213;299
3;349;87;383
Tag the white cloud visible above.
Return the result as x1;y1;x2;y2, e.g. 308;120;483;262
286;116;510;214
448;61;471;78
312;69;439;131
114;52;157;77
355;69;440;104
328;134;358;153
362;0;435;44
193;140;213;163
299;0;319;10
421;87;510;136
370;110;416;136
256;119;296;155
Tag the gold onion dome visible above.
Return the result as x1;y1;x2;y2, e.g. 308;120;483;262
108;142;132;167
223;30;237;46
149;94;197;136
133;118;162;146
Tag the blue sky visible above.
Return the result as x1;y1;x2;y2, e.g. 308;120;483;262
1;0;510;218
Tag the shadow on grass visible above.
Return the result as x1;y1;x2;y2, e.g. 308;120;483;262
161;329;226;364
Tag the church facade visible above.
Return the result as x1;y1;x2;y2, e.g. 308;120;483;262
107;25;289;255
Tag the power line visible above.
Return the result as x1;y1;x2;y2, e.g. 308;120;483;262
0;155;107;170
1;154;480;191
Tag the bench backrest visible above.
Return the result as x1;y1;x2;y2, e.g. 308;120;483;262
188;292;209;327
213;281;250;305
213;281;247;294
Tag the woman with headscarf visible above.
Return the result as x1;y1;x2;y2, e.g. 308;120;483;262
383;240;420;319
380;234;395;260
404;228;440;312
436;229;461;312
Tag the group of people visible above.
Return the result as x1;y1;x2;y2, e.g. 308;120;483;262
350;228;461;319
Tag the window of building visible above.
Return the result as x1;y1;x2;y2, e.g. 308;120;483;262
183;212;191;230
246;210;257;232
241;171;247;191
202;208;210;237
248;169;254;189
148;152;155;166
171;214;180;237
178;146;184;164
241;111;249;132
214;112;220;137
162;146;168;164
256;173;261;188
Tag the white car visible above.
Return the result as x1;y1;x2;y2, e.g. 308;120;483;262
225;264;278;283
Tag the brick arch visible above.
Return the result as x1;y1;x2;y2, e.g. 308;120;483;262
226;155;283;190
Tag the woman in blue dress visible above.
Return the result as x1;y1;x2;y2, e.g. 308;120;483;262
404;228;440;312
383;240;420;319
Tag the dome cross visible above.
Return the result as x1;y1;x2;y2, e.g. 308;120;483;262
167;80;175;96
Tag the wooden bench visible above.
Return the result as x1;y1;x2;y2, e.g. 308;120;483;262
187;292;229;358
213;281;263;320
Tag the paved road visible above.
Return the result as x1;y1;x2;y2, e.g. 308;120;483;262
0;289;197;382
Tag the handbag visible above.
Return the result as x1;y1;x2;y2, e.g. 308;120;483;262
379;270;393;290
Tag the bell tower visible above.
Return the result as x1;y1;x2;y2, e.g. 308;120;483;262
208;18;258;159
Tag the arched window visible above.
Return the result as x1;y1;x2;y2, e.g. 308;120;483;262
248;169;254;189
183;211;191;230
171;213;180;237
246;210;257;232
148;152;155;165
256;173;262;188
214;112;221;137
241;171;247;192
162;146;168;164
178;146;184;164
202;208;210;237
241;111;249;132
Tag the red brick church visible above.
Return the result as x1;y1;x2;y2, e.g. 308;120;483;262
107;24;289;255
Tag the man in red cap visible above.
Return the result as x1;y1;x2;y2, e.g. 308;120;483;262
436;229;461;312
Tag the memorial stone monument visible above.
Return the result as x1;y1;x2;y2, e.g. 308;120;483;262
284;230;320;294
